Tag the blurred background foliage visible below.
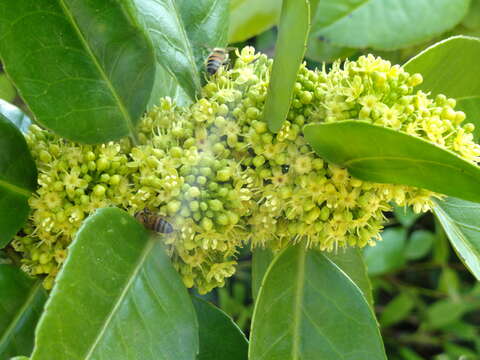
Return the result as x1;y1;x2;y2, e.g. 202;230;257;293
1;0;480;359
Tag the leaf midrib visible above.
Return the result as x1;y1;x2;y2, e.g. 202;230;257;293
0;280;43;351
57;0;136;137
346;156;478;174
291;246;306;359
83;238;155;359
0;178;32;198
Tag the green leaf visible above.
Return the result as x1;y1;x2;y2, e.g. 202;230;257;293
305;37;356;63
364;227;407;276
192;297;248;360
324;247;374;308
132;0;228;103
0;100;31;134
433;197;480;281
379;293;415;327
456;97;480;142
176;0;229;72
463;0;480;30
249;244;386;360
0;114;37;248
0;0;156;144
0;74;15;103
251;248;274;301
426;299;472;329
263;0;310;133
311;0;470;50
147;63;191;110
405;230;435;260
304;121;480;203
404;36;480;100
31;208;198;360
0;265;47;359
229;0;281;43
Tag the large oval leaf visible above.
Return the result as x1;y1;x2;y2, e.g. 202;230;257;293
311;0;470;50
251;248;274;301
176;0;229;73
404;36;480;100
132;0;228;103
31;207;198;360
263;0;310;132
249;245;386;360
0;100;31;134
0;265;47;359
229;0;281;43
325;247;374;307
192;297;248;360
252;247;374;307
304;121;480;202
433;197;480;281
0;115;37;248
0;0;156;144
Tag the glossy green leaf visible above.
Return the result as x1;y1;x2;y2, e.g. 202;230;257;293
147;63;190;110
229;0;281;43
364;227;407;276
311;0;470;50
251;248;274;301
404;36;480;100
433;197;480;281
0;115;37;248
456;97;480;142
304;121;480;202
249;245;386;360
0;0;156;144
132;0;228;103
263;0;310;133
405;230;435;260
0;74;15;103
176;0;229;73
31;207;198;360
0;100;31;134
192;297;248;360
325;247;374;307
0;265;47;359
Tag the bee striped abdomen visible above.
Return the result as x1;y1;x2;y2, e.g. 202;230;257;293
135;209;174;234
207;58;222;75
152;217;174;234
206;48;228;75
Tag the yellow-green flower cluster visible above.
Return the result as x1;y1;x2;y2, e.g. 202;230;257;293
13;47;479;293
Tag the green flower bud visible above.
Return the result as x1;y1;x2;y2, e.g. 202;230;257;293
167;200;181;214
216;168;232;182
187;186;201;198
201;217;213;231
208;199;223;211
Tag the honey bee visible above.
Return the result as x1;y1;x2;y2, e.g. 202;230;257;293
134;208;174;234
206;47;233;75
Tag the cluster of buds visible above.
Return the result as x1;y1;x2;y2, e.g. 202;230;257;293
14;47;480;293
